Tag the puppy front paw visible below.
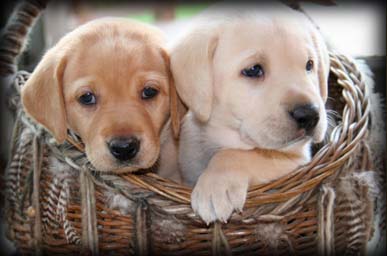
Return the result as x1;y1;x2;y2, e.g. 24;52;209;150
191;169;248;224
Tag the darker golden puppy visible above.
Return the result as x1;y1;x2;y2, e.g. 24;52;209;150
22;18;179;172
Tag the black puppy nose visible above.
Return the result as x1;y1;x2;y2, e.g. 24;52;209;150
289;104;320;132
108;137;140;161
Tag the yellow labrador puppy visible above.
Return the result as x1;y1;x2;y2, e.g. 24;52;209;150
22;18;180;173
161;4;330;224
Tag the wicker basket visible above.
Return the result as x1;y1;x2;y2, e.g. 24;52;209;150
1;1;382;255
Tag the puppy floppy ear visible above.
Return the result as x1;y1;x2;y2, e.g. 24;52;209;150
170;28;218;123
160;49;185;139
311;27;330;103
169;77;185;139
21;50;67;143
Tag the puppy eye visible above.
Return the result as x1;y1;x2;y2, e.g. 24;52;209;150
78;92;96;106
141;87;159;100
306;60;314;72
241;64;264;78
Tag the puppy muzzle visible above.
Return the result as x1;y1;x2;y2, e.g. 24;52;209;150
108;137;140;162
288;104;320;136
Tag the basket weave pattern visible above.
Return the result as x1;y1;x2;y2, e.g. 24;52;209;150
4;52;376;255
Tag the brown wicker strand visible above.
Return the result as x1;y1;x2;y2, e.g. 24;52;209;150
135;201;149;256
32;134;43;255
80;169;99;255
0;0;50;76
317;186;336;256
212;222;231;256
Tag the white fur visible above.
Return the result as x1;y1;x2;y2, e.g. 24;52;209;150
104;190;134;215
161;3;330;224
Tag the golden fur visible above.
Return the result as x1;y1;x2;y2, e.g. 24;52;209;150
22;18;180;172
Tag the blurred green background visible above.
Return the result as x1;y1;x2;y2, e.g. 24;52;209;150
128;4;209;23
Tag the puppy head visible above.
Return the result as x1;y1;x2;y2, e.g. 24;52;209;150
22;18;180;172
171;5;330;150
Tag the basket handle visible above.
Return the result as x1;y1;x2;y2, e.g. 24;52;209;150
0;0;50;77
